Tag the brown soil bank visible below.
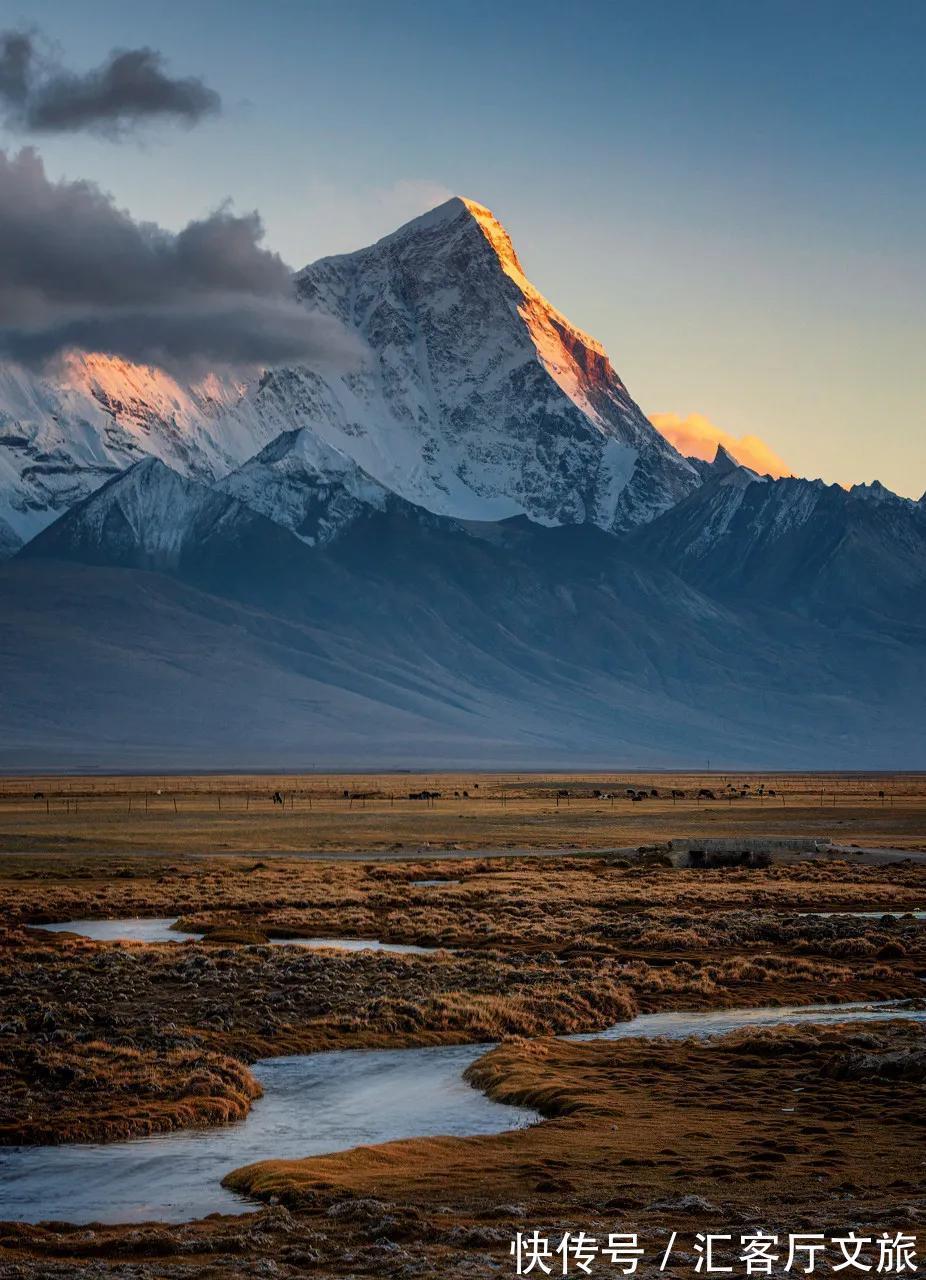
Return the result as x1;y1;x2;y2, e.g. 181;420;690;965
228;1018;926;1215
0;1039;260;1144
6;1020;926;1279
6;852;926;956
3;851;926;1276
1;921;919;1150
3;853;926;1145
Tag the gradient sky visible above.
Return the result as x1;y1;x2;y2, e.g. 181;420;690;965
5;0;925;496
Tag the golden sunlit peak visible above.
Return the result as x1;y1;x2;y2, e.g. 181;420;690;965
456;197;525;275
441;197;610;364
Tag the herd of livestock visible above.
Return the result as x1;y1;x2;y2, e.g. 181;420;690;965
270;783;781;805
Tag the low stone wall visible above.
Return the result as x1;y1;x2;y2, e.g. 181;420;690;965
665;836;831;867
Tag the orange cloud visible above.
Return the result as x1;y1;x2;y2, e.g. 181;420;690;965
649;412;791;478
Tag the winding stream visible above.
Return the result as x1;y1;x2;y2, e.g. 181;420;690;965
35;918;437;954
4;920;925;1225
0;1042;520;1224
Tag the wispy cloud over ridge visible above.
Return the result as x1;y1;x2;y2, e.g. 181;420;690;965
0;28;220;137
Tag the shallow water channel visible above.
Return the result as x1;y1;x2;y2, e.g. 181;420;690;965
3;920;924;1225
35;917;437;954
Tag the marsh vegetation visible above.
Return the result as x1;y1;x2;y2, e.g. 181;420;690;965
1;793;926;1276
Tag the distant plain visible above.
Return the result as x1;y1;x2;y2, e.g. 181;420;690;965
1;771;924;856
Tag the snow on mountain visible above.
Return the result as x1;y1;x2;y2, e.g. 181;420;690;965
252;196;700;532
0;198;700;546
849;479;920;508
5;193;917;568
0;353;281;547
20;455;284;571
13;455;926;769
218;427;394;545
630;468;926;626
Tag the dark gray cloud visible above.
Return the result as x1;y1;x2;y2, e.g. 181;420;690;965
0;148;363;373
0;150;290;317
0;31;30;107
0;297;357;376
0;29;220;136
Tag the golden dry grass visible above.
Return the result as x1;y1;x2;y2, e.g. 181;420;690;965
1;770;924;854
228;1019;926;1220
0;1038;260;1144
4;843;926;1275
2;851;925;1132
5;850;926;959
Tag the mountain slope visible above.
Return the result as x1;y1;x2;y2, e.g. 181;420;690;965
0;354;280;545
217;428;398;545
629;468;926;627
19;456;302;574
8;460;926;769
260;197;698;531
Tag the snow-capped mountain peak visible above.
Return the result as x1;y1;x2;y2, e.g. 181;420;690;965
849;478;915;507
30;456;223;563
372;196;529;284
278;195;699;532
219;427;393;545
18;455;281;571
711;443;746;476
0;352;280;549
459;197;621;432
0;197;708;552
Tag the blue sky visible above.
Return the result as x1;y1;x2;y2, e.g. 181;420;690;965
5;0;924;495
